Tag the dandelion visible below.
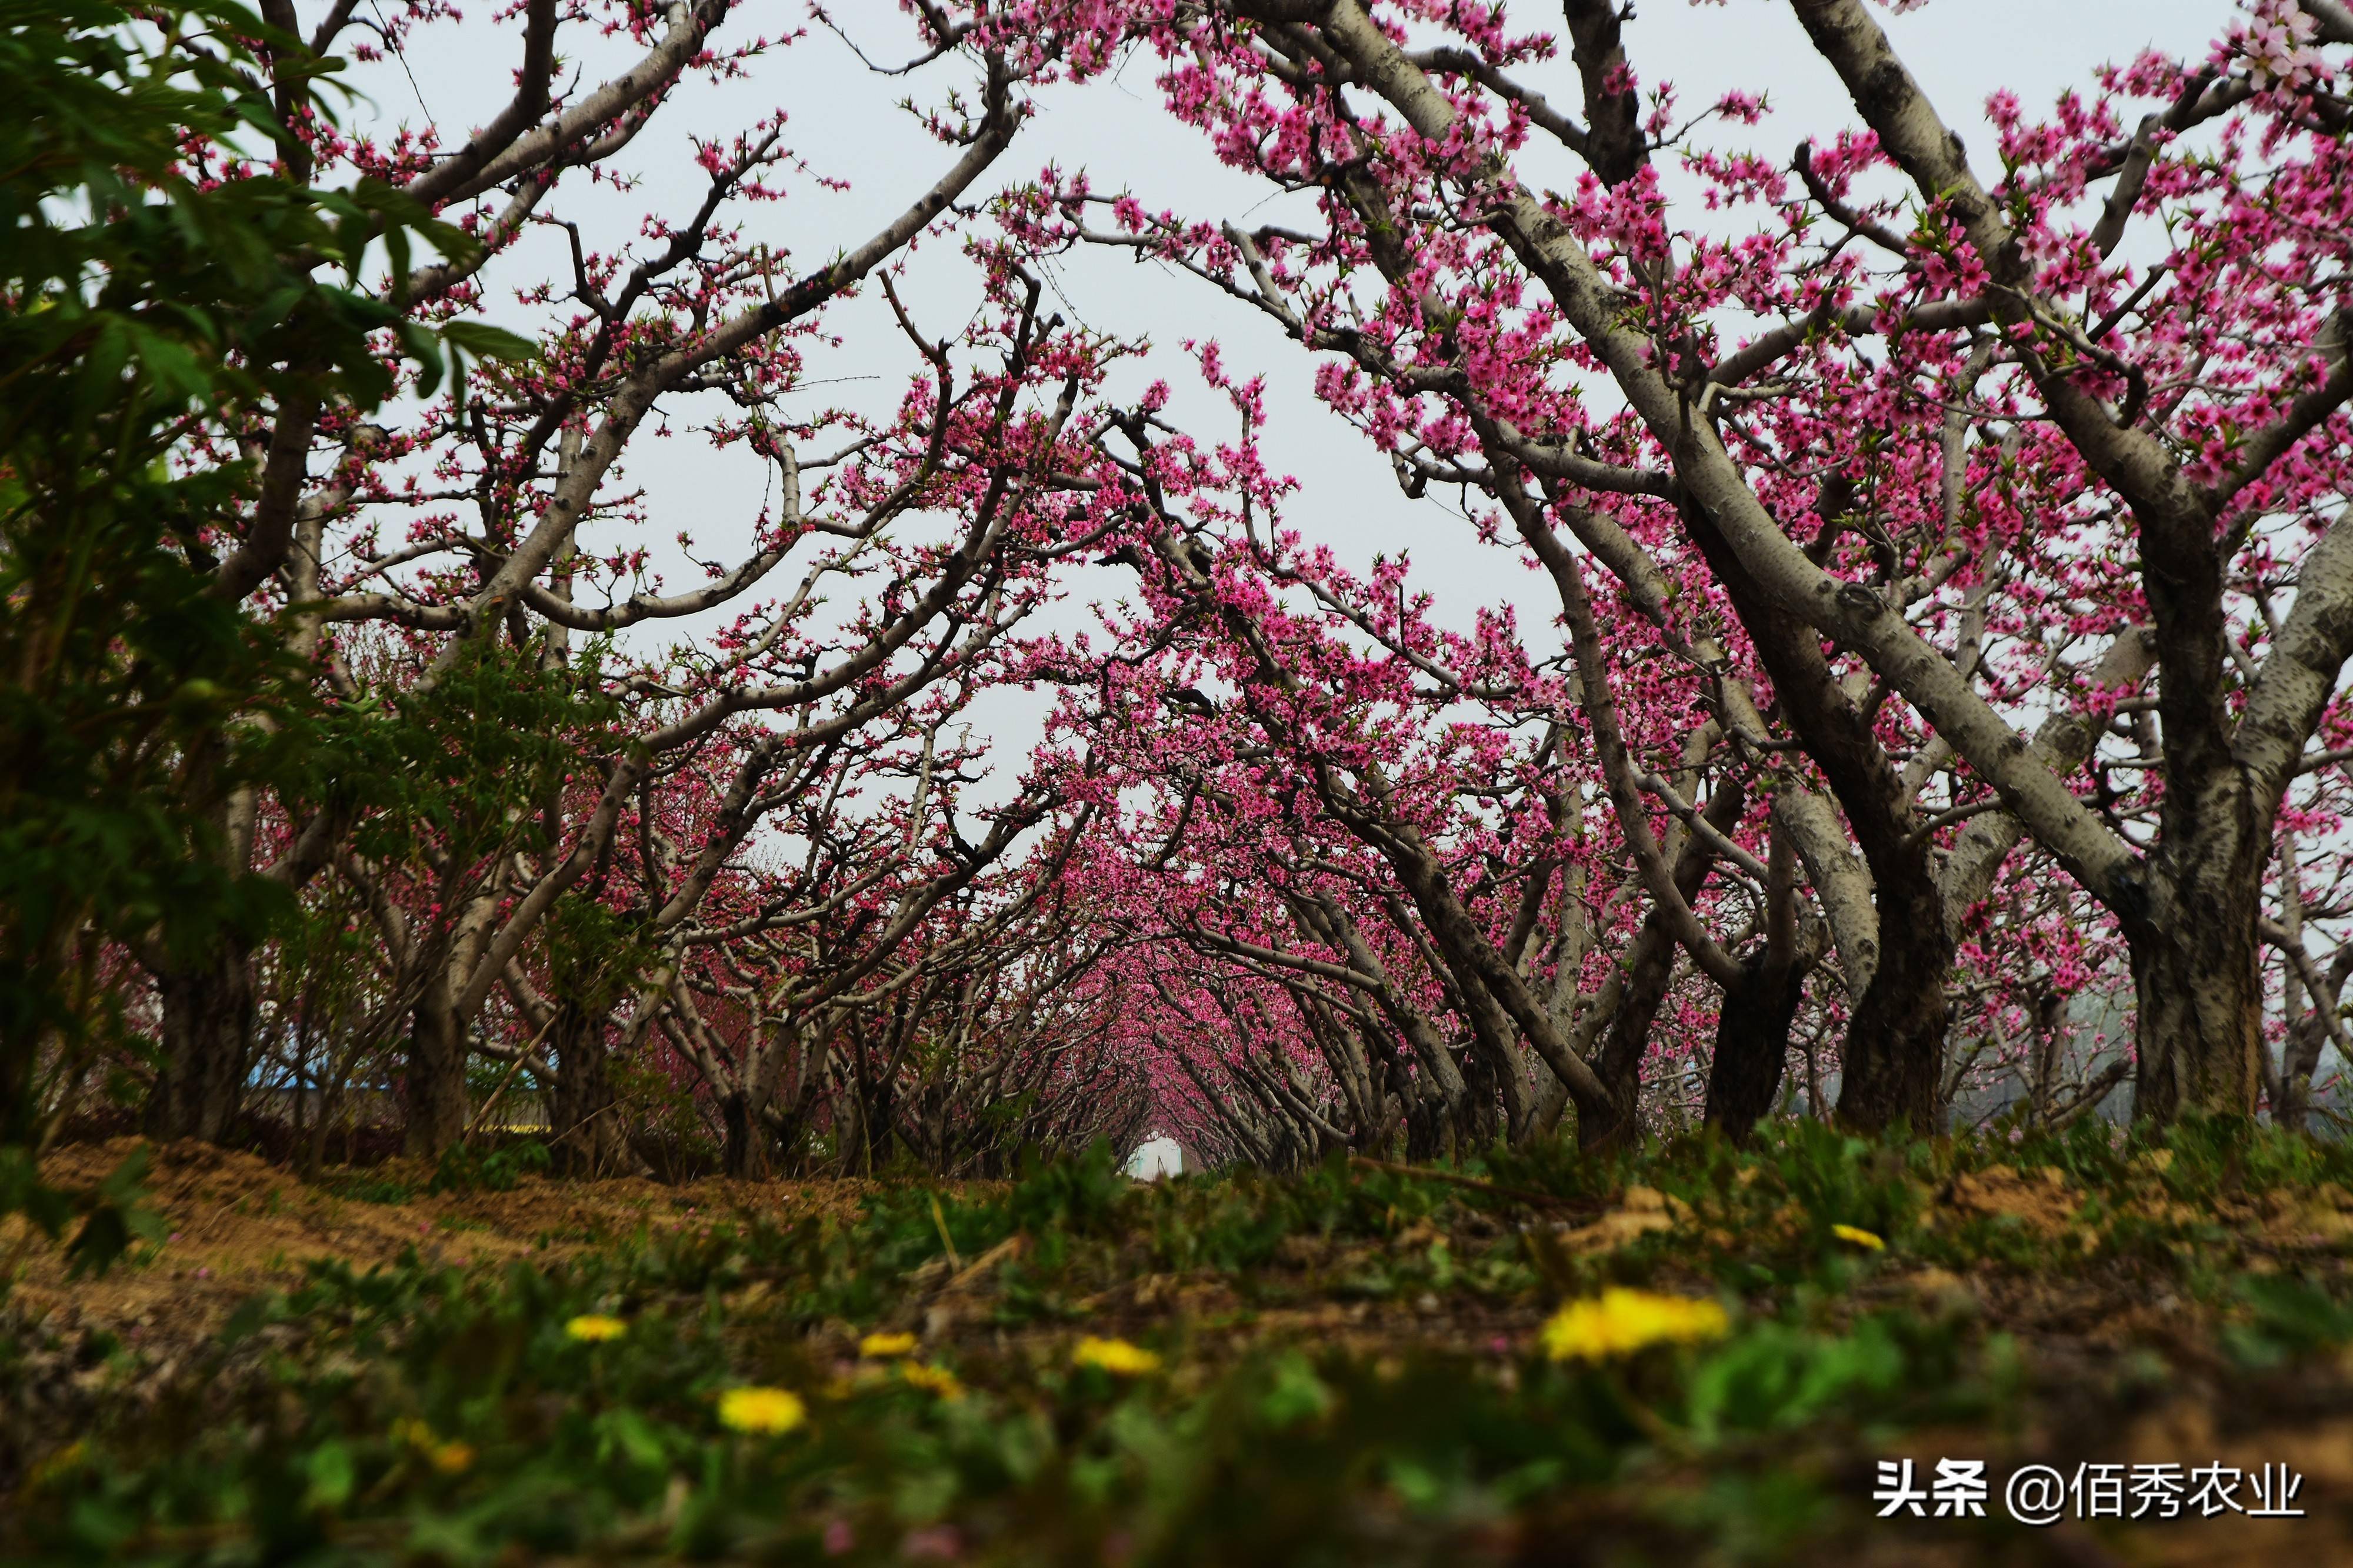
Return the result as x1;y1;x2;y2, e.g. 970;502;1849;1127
718;1386;807;1434
1831;1224;1886;1251
859;1331;919;1358
899;1362;965;1400
1072;1336;1162;1376
565;1314;627;1343
1538;1288;1729;1362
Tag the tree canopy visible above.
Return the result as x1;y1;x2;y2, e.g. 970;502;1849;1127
5;0;2352;1226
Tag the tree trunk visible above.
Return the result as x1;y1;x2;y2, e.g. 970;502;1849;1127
404;989;469;1158
2269;932;2349;1136
1669;499;1955;1135
1447;1032;1501;1150
2275;1012;2328;1135
1581;921;1678;1152
721;1090;771;1179
1702;952;1806;1144
146;938;256;1143
1581;772;1747;1149
1377;827;1628;1147
548;1002;629;1177
1459;970;1538;1146
862;1073;895;1173
1834;889;1951;1135
1401;1080;1444;1161
2127;863;2264;1123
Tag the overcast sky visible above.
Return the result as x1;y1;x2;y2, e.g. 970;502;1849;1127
368;1;2237;800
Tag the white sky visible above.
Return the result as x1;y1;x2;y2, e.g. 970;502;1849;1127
1124;1133;1182;1178
362;0;2237;805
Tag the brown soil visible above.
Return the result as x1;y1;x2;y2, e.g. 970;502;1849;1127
5;1137;878;1343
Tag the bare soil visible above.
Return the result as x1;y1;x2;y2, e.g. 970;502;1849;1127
6;1137;877;1344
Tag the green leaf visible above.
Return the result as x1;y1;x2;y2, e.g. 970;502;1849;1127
596;1407;670;1473
440;321;539;362
1255;1352;1335;1429
303;1440;356;1509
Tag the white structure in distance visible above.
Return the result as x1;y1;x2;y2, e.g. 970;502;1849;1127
1124;1135;1182;1182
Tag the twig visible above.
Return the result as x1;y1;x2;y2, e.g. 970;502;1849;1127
942;1232;1024;1293
928;1192;963;1272
462;1012;560;1145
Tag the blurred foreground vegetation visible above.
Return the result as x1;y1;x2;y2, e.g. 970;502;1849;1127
9;1117;2353;1565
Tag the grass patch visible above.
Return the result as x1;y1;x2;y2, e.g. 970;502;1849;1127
8;1121;2353;1563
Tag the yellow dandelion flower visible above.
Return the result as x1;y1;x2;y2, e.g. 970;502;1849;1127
565;1313;628;1343
428;1442;475;1475
899;1361;965;1400
1831;1224;1886;1252
718;1386;808;1434
1072;1336;1162;1377
859;1331;919;1359
1539;1288;1729;1363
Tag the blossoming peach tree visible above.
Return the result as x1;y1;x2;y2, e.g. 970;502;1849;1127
999;0;2353;1135
43;0;1154;1173
15;0;2353;1179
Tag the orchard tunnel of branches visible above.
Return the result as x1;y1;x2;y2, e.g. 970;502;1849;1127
9;0;2353;1197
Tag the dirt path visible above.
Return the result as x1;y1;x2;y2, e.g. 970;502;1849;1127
6;1139;877;1343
